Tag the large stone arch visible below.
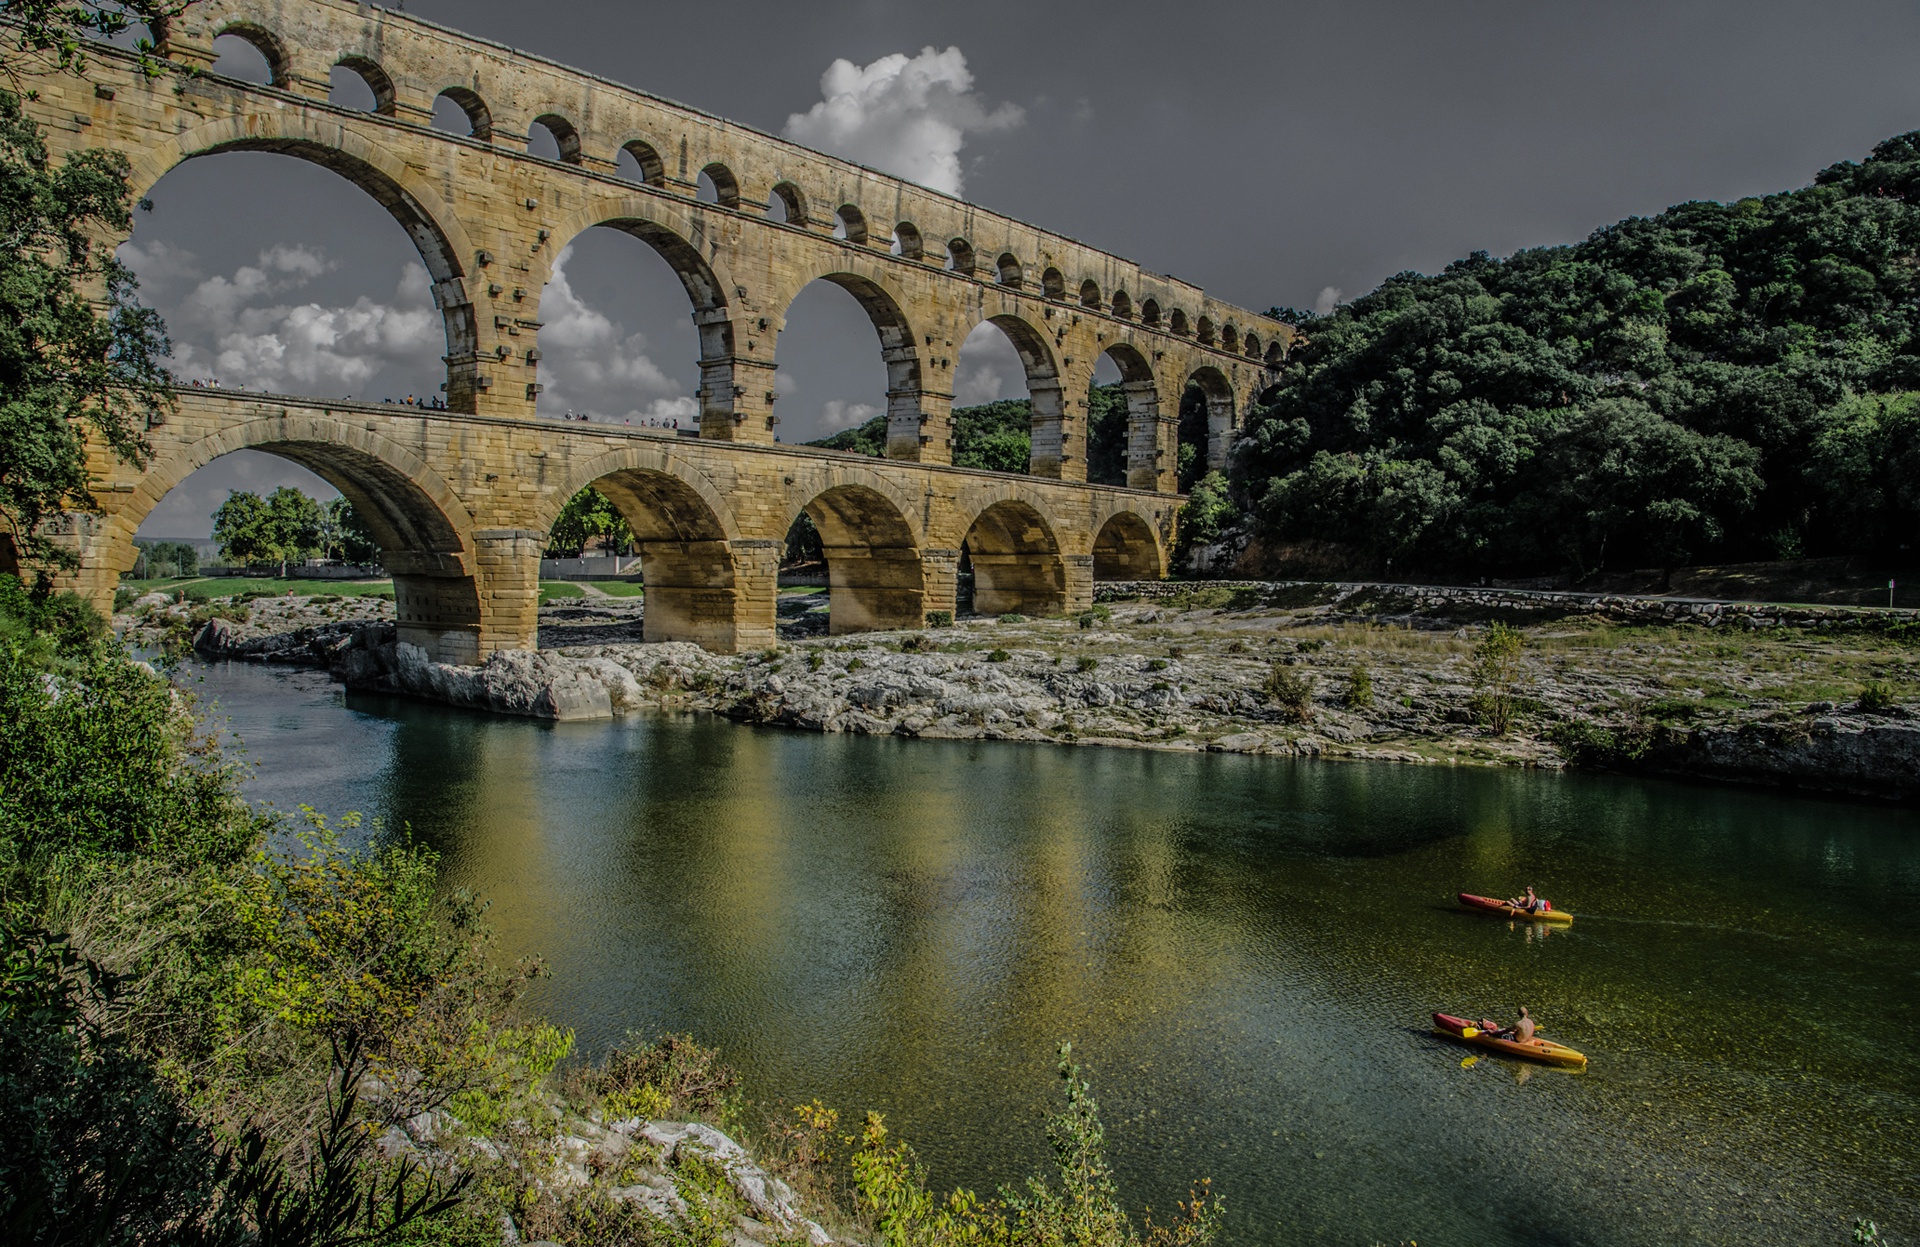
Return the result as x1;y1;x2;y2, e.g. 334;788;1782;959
542;196;744;437
1187;363;1237;474
543;444;759;650
114;412;492;663
785;471;928;634
768;261;928;462
123;113;484;410
1100;342;1167;493
957;492;1069;618
1092;508;1166;581
955;309;1070;479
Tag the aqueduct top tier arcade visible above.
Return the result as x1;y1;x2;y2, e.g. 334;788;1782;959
69;0;1292;490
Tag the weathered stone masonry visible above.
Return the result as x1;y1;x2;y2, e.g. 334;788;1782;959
20;0;1295;656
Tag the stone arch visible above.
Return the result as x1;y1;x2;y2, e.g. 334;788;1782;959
120;414;491;662
961;496;1067;617
1196;315;1216;346
333;55;397;115
1140;298;1161;327
771;268;922;453
530;112;583;164
1265;338;1286;367
1101;343;1163;493
1221;323;1240;354
996;252;1023;287
1042;267;1066;300
955;311;1065;478
1079;278;1102;309
1188;363;1236;474
1093;509;1165;580
1169;308;1190;336
768;180;808;225
1111;289;1133;319
790;481;926;633
892;221;924;259
1243;331;1261;360
434;87;492;141
542;198;739;429
946;238;976;275
212;21;290;86
834;203;869;244
698;162;741;207
618;138;667;186
124;115;482;411
545;445;754;648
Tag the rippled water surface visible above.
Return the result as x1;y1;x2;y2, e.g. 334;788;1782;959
191;660;1920;1246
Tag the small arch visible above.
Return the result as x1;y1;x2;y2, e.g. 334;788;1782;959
617;140;667;187
891;222;924;259
211;24;286;85
1079;279;1103;309
1140;298;1161;327
1221;323;1240;354
963;499;1066;618
698;162;740;208
1111;290;1133;320
797;483;926;634
1243;331;1261;360
946;238;976;275
1169;308;1190;336
834;204;868;244
1196;315;1216;346
1102;344;1163;492
432;88;492;141
331;56;396;115
529;114;583;164
1093;511;1166;581
1188;364;1237;476
996;252;1023;288
760;182;799;224
1265;338;1286;367
1041;267;1066;300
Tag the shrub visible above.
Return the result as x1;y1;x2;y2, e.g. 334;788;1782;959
807;651;825;671
899;634;936;654
1263;662;1314;722
1076;605;1112;629
998;612;1026;624
1147;658;1170;672
987;648;1012;663
925;610;953;628
1224;640;1245;654
1470;623;1526;735
1859;682;1897;713
1343;664;1374;709
1076;655;1099;673
846;657;864;672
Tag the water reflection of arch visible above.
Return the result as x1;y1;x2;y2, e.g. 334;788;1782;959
787;477;927;634
1092;508;1166;581
119;412;485;662
544;444;746;649
958;493;1068;617
123;114;482;408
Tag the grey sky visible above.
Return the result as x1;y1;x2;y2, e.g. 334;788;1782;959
127;0;1920;537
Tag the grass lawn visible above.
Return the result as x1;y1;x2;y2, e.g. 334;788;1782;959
120;577;393;600
584;580;645;597
539;581;587;605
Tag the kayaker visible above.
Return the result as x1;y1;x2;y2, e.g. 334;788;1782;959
1477;1007;1536;1042
1507;886;1546;914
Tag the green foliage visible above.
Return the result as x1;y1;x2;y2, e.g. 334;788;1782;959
563;1032;741;1130
1241;132;1920;577
0;571;104;667
925;609;953;629
132;539;198;579
0;90;171;570
1075;655;1099;673
1343;664;1374;708
1857;681;1897;713
986;648;1011;663
784;510;824;566
1147;658;1169;672
1549;718;1657;768
998;612;1026;624
811;384;1134;480
316;497;379;566
1;1;190;85
1076;605;1111;629
951;399;1031;473
544;486;631;559
1263;662;1314;722
1469;623;1526;734
212;487;324;570
1176;472;1235;561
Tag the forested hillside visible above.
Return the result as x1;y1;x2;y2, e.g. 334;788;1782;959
1240;131;1920;579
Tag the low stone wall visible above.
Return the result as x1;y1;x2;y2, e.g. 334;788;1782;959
1095;580;1920;634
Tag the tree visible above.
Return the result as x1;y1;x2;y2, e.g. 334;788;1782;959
211;487;322;573
544;486;631;559
315;497;378;567
0;89;172;572
0;2;194;90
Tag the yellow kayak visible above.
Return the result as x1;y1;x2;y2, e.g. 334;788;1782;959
1459;892;1574;924
1432;1013;1587;1069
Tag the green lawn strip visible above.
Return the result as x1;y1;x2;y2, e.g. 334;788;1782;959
584;579;644;597
123;576;393;600
539;581;587;605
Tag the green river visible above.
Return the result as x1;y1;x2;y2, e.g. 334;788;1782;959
193;660;1918;1246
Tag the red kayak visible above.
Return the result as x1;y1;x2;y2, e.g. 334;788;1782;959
1458;892;1573;924
1432;1012;1587;1069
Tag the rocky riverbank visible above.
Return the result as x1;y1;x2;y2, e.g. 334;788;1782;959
130;580;1920;802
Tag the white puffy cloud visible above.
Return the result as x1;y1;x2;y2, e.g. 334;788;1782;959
819;400;879;432
783;47;1022;196
1314;285;1344;315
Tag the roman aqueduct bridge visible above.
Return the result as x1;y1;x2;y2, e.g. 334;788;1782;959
24;0;1295;659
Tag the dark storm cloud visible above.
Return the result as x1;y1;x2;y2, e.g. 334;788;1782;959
127;0;1920;534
